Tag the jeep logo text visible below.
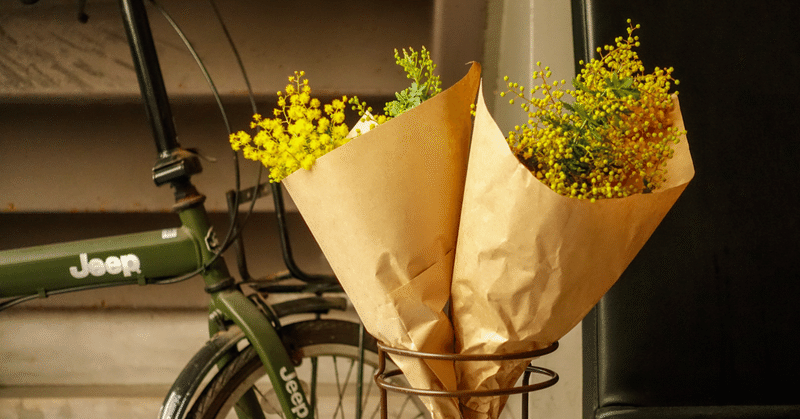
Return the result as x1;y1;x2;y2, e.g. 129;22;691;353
280;366;309;418
69;253;141;279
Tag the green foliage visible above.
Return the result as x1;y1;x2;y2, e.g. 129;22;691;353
500;21;684;201
383;47;442;118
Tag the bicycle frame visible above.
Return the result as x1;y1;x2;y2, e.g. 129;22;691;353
0;223;202;297
0;1;314;418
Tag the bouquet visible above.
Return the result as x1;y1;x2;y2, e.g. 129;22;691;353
450;21;695;418
230;48;481;418
230;22;695;418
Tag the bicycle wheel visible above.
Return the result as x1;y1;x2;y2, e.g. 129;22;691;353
187;319;430;419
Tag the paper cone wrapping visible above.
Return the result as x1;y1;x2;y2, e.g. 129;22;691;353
451;85;694;419
283;63;481;419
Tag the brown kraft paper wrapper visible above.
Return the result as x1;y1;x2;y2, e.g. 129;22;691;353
282;63;482;419
450;84;694;419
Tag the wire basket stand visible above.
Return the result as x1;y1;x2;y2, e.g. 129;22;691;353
374;341;559;419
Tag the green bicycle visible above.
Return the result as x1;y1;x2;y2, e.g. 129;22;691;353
0;1;427;418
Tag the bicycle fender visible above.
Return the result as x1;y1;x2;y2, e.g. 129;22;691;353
158;327;245;419
212;289;313;419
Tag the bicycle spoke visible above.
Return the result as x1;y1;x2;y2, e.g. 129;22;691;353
360;366;377;419
332;356;356;418
310;357;318;419
396;395;412;419
253;385;284;419
368;400;381;419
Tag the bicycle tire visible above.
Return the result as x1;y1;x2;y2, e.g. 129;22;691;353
187;319;430;419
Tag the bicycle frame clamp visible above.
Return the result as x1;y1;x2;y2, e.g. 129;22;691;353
152;148;207;210
153;148;203;186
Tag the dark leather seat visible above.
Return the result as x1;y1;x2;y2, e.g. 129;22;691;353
572;1;800;418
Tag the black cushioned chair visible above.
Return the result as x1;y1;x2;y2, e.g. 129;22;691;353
572;1;800;418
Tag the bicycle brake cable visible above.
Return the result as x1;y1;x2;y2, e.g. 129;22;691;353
206;0;264;240
149;0;263;284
